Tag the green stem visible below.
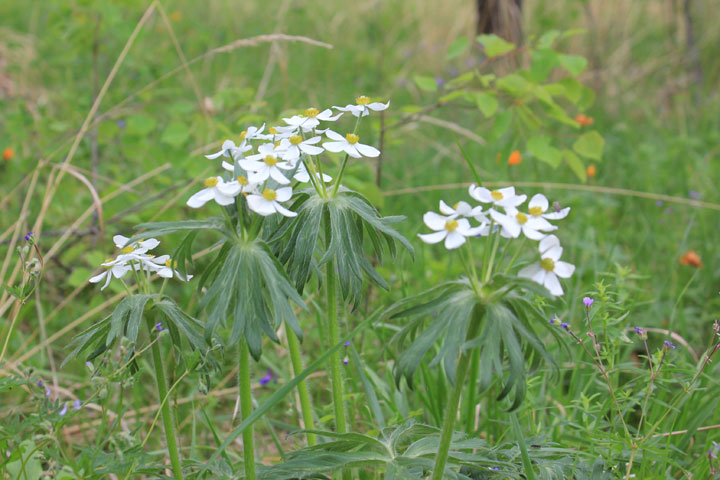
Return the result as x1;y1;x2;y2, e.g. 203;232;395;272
503;237;526;274
238;340;257;480
432;309;483;480
326;261;346;434
480;221;495;282
463;348;480;433
484;231;502;283
330;153;350;197
285;325;317;446
146;318;183;480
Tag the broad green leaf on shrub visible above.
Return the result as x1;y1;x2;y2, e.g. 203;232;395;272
160;121;190;148
537;30;561;49
529;49;559;82
490;110;513;140
413;75;437;92
578;84;596;110
445;37;470;60
496;73;531;97
6;440;43;480
527;135;562;167
126;115;156;135
558;77;582;104
573;130;604;160
446;71;475;89
476;34;515;58
474;92;498;118
559;54;588;76
563;149;587;182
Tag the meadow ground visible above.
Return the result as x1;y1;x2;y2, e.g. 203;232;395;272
1;0;720;478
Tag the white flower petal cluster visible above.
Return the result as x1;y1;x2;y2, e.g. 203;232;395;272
418;186;575;295
194;97;389;216
90;235;191;290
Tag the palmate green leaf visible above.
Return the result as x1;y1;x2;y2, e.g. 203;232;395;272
198;239;306;360
281;189;412;306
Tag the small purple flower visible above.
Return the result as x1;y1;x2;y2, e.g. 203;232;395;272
489;466;499;471
432;311;438;317
664;340;676;349
689;190;700;199
259;369;273;386
583;297;594;308
116;119;127;128
155;322;164;332
343;356;349;365
73;399;82;410
634;327;643;335
655;200;663;207
561;322;569;330
343;341;351;347
24;232;34;241
549;316;556;325
59;404;68;416
37;380;43;387
45;387;51;397
435;76;445;88
85;361;93;369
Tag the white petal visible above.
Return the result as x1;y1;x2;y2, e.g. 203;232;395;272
490;209;520;238
418;231;447;244
543;272;564;296
498;194;527;208
423;211;447;231
444;231;466;249
439;200;455;215
221;161;235;172
274;202;297;217
518;263;544;283
354;143;380;158
300;143;324;155
238;159;265;172
521;225;546;241
324;129;345;141
497;186;516;198
216;181;242;197
247;195;276;216
269;168;291;184
468;185;493;203
368;101;389;111
553;261;575;278
543;207;570;220
528;193;549;212
275;187;293;202
454;201;473;216
213;191;236;206
539;234;560;254
204;150;224;160
187;188;215;208
113;235;130;248
322;141;346;153
544;245;563;262
89;271;108;284
525;216;556;232
343;144;362;158
453;218;472;234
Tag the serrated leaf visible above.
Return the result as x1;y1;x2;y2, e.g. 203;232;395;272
476;34;515;58
527;135;562;167
474;91;498;117
573;130;604;160
413;75;437;92
445;37;470;60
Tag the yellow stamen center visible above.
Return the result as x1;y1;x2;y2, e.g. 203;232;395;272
121;246;135;254
269;127;279;135
515;212;528;225
529;206;543;216
541;258;555;271
274;140;282;148
204;177;219;188
103;257;114;268
262;188;277;201
305;107;319;118
237;175;248;186
345;133;359;144
239;131;247;140
289;135;303;145
356;96;370;105
490;190;503;201
453;202;460;210
445;219;459;232
264;155;278;166
164;259;172;267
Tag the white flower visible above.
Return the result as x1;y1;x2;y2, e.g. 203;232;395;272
417;211;484;249
112;235;159;254
489;207;557;240
247;187;297;217
468;185;526;210
438;200;487;222
239;145;294;185
283;108;343;132
322;130;380;158
518;235;575;296
279;134;324;159
527;193;570;220
187;176;242;208
333;96;390;117
89;257;132;290
147;255;193;281
205;139;252;160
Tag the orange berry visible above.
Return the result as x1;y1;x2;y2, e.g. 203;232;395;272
575;114;594;126
679;250;702;268
2;147;13;160
586;164;596;177
508;150;522;165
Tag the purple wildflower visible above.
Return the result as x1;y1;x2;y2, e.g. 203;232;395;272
655;200;663;207
561;322;569;330
549;316;556;325
489;466;499;471
689;190;700;199
116;119;127;128
259;369;273;386
24;232;34;241
155;322;164;332
59;404;68;416
73;399;82;410
344;341;351;347
634;327;643;335
45;387;51;397
343;356;349;365
583;297;594;308
37;380;43;387
435;77;445;88
664;340;676;349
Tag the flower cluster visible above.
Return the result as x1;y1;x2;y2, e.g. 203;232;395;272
190;97;389;216
419;185;575;296
89;235;190;290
